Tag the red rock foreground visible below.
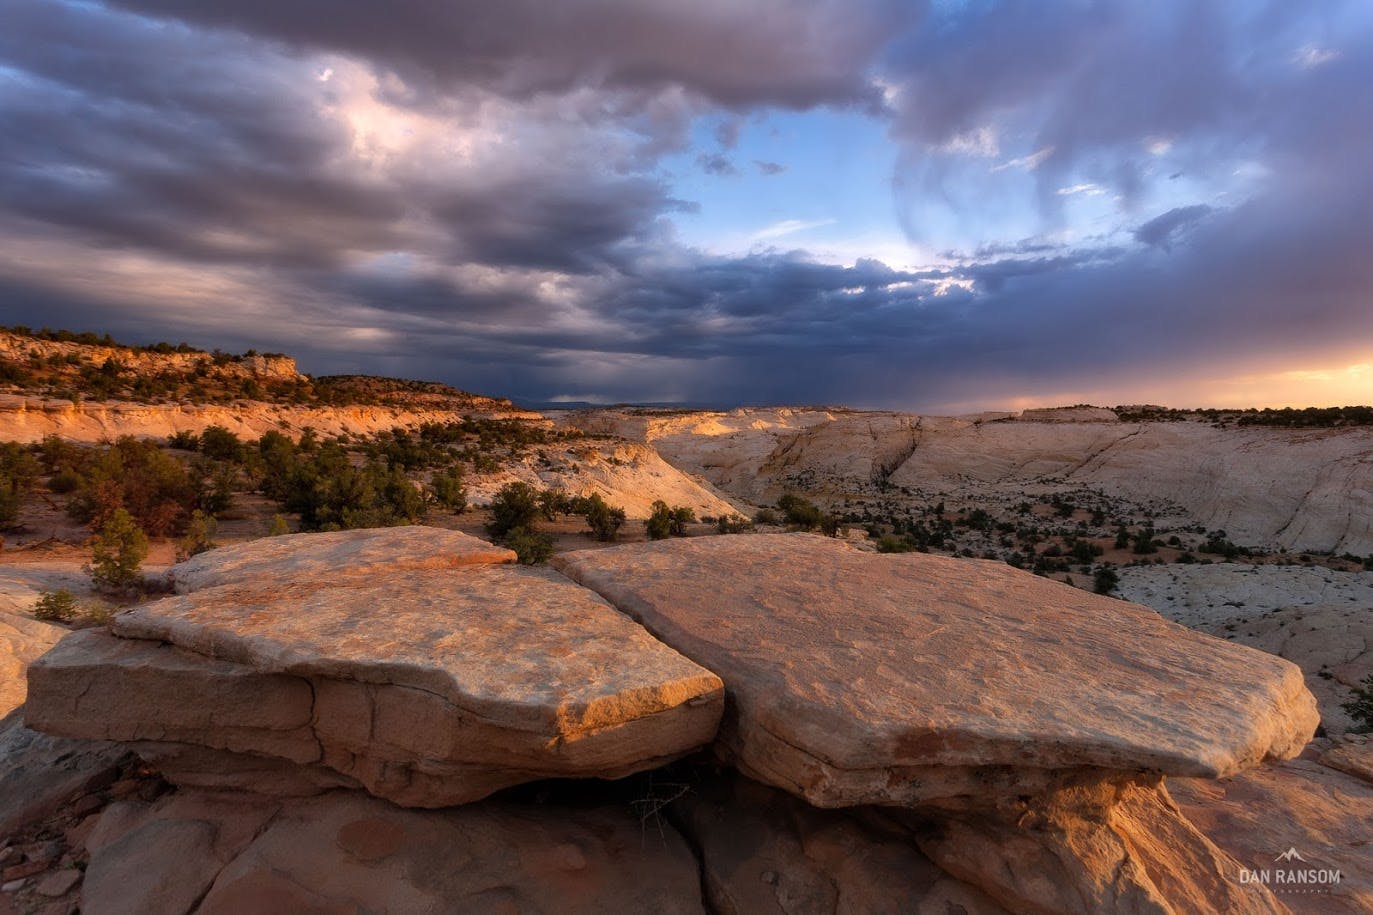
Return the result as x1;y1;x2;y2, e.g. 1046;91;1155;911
13;528;1340;913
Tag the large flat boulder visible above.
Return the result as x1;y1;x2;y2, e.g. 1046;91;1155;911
28;563;724;807
553;534;1318;807
167;525;515;593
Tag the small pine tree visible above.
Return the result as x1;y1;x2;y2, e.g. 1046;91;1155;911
33;588;78;623
176;509;219;561
504;526;555;565
90;507;149;593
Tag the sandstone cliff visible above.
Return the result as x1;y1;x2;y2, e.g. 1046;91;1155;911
557;407;1373;554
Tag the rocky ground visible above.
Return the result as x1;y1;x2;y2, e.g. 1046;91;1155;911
1118;563;1373;737
0;528;1368;913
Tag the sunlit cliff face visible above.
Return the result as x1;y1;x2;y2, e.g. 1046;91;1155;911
1;0;1371;410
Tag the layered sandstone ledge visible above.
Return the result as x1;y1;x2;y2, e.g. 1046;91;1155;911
19;528;1326;913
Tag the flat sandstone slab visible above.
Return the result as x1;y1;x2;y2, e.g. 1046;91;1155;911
32;563;723;806
168;526;515;593
553;534;1318;807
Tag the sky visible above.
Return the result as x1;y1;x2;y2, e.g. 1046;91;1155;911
1;0;1371;411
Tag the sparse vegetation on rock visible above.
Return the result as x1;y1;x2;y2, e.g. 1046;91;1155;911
1343;675;1373;733
32;588;78;623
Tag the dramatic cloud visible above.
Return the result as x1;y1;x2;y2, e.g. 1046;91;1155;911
1;0;1371;410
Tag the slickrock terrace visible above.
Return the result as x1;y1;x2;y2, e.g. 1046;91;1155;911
16;527;1330;914
29;550;724;807
553;533;1318;807
166;525;516;592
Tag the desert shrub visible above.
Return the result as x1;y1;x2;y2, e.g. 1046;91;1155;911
176;509;219;561
715;514;753;534
198;425;245;463
267;514;291;536
46;467;82;494
964;508;994;531
581;494;626;542
776;494;825;530
80;602;116;627
430;469;468;512
1069;540;1103;563
33;588;78;623
191;457;237;515
166;430;201;450
1131;529;1158;555
0;475;21;530
487;482;542;538
537;489;576;520
646;501;695;539
90;508;149;593
504;526;555;565
279;445;426;531
753;508;780;525
66;437;197;536
1343;675;1373;732
875;535;919;553
1198;532;1246;560
0;443;40;529
1093;564;1120;595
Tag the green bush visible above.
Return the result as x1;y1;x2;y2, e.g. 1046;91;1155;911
1093;564;1120;595
505;526;555;565
176;509;219;561
33;589;78;623
581;493;626;542
430;470;468;512
646;501;694;539
198;425;245;463
90;508;149;593
487;482;542;538
777;494;825;530
715;514;753;534
66;437;198;536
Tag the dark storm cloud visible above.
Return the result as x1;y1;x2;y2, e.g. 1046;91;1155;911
428;175;687;275
99;0;912;110
0;0;408;268
2;0;1372;410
